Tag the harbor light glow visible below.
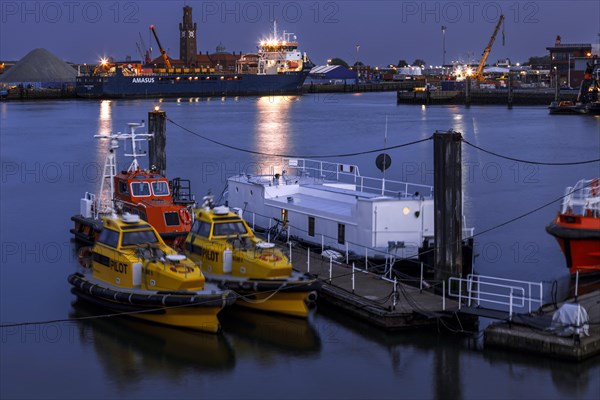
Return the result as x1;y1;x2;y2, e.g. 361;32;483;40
403;207;410;215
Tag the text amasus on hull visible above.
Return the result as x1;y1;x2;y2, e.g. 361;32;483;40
76;6;313;99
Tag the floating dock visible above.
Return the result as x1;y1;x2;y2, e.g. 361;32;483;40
484;290;600;361
289;246;474;331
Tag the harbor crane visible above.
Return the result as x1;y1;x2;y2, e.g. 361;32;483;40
473;14;505;81
138;31;152;65
150;25;171;70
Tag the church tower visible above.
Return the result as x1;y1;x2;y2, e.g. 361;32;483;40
179;6;197;67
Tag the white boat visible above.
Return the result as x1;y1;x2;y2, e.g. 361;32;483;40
226;158;474;267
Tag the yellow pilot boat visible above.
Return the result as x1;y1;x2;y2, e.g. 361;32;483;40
183;204;320;318
68;213;235;333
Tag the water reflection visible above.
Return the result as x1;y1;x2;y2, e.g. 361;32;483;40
220;307;321;358
318;303;468;400
254;96;297;172
70;300;236;390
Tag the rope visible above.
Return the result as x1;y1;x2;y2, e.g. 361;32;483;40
167;117;432;158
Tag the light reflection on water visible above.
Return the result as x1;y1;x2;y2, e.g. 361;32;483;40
0;94;598;399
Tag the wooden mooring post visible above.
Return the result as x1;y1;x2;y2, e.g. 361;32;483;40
433;130;463;284
148;109;167;176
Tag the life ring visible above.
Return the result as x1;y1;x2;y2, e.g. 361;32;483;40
258;253;282;263
591;178;599;197
179;208;192;225
78;247;92;268
170;264;195;274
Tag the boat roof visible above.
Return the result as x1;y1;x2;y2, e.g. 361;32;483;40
266;192;355;222
196;208;244;223
102;215;153;231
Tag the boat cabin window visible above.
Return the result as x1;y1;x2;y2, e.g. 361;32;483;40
308;216;315;237
337;223;345;245
152;181;170;196
121;229;159;246
118;180;129;195
192;221;212;238
213;221;248;236
97;229;120;248
131;182;151;197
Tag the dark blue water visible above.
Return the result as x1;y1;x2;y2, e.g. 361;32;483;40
1;94;599;399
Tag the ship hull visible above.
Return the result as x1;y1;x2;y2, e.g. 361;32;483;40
76;71;309;99
546;216;600;275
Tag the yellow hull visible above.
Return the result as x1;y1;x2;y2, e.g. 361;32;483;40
131;306;224;333
235;291;311;318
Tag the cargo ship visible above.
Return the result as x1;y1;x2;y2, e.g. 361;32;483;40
76;8;311;99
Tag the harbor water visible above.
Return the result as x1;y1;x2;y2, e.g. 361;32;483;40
1;93;599;399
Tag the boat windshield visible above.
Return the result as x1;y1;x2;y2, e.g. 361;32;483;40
213;221;248;236
131;182;151;197
152;181;170;196
121;229;159;246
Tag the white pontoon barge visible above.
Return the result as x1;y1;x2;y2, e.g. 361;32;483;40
227;158;473;264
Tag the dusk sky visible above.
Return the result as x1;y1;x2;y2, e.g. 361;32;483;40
1;1;598;66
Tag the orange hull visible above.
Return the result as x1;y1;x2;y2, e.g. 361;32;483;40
546;213;600;275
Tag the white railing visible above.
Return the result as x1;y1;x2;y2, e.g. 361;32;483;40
280;158;434;198
448;274;543;319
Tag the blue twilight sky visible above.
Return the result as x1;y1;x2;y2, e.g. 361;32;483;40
1;0;598;66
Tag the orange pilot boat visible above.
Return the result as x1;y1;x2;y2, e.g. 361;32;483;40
546;178;600;275
71;121;195;245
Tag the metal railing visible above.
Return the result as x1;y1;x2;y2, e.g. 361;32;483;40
448;274;543;319
279;158;434;198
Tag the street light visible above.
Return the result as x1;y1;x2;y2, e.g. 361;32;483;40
441;26;447;66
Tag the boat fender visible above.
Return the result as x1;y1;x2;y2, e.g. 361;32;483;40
78;247;92;268
223;248;233;274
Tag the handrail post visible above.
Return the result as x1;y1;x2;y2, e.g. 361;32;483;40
345;242;349;265
509;289;514;321
329;257;332;283
467;276;473;307
252;212;255;230
289;241;293;264
392;277;397;310
458;280;462;310
575;270;579;302
419;262;424;293
442;281;446;311
307;248;310;273
365;248;368;272
352;263;355;293
321;234;324;253
539;282;543;312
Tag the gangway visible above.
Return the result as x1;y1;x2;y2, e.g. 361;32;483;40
447;274;544;320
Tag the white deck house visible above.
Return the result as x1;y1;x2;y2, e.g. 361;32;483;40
227;158;438;260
